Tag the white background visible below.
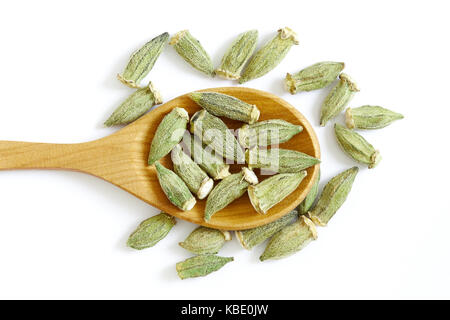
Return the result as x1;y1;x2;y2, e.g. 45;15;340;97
0;0;449;299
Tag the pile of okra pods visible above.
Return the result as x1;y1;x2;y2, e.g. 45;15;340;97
105;28;403;279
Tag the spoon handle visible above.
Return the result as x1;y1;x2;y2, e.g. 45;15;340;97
0;140;92;171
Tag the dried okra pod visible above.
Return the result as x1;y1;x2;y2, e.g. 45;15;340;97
285;61;345;94
171;144;213;199
190;110;245;163
184;133;231;180
346;105;404;130
155;162;196;211
190;92;260;124
298;170;320;214
334;124;381;168
235;209;298;250
148;107;189;165
260;216;317;261
176;254;234;280
205;168;258;221
248;171;307;214
246;147;320;173
216;29;258;80
239;27;299;84
104;82;162;127
127;212;175;250
320;73;359;127
117;32;169;88
308;166;358;226
170;30;215;77
179;227;231;254
237;119;303;148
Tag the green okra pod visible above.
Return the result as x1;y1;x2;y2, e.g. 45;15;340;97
184;133;231;180
170;30;215;77
235;209;298;250
190;91;260;124
216;29;258;80
334;124;381;168
104;82;162;126
171;144;213;199
148;107;189;165
176;254;234;279
239;27;299;83
117;32;169;88
308;166;358;226
179;227;231;255
127;212;176;250
237;119;303;148
345;105;404;130
285;61;344;94
190;110;245;163
248;171;307;214
155;162;196;211
205;168;258;221
320;73;359;127
246;147;320;173
260;215;317;261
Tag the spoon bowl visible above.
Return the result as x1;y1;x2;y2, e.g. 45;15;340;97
0;87;320;230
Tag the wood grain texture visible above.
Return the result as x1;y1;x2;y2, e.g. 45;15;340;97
0;87;320;230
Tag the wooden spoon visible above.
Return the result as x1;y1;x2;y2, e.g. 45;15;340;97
0;87;320;230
